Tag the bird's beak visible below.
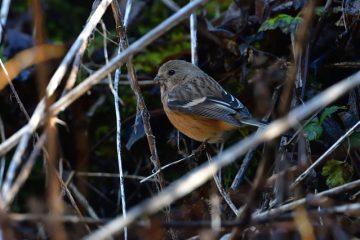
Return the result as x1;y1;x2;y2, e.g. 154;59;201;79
154;75;163;85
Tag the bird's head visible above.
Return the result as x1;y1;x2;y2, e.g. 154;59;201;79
154;60;198;91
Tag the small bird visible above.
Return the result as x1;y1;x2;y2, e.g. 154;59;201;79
154;60;265;143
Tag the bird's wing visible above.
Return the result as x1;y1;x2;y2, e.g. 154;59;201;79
167;89;260;127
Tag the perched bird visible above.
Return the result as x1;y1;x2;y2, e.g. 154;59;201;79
154;60;265;143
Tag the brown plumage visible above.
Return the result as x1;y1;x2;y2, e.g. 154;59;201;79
154;60;264;143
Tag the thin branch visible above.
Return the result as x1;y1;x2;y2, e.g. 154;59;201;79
100;20;114;91
97;79;156;86
83;69;360;240
62;41;88;95
254;178;360;221
164;202;360;227
210;158;239;216
190;0;198;65
231;115;272;190
0;114;6;187
110;1;128;239
75;172;150;181
118;80;155;85
140;153;195;183
161;0;180;11
113;35;126;221
123;0;132;27
206;150;239;217
0;100;43;156
0;59;30;120
2;133;46;206
1;132;31;197
69;183;99;219
7;213;108;224
230;147;256;190
292;120;360;187
58;168;92;233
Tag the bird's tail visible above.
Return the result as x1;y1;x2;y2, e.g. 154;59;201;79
239;119;267;128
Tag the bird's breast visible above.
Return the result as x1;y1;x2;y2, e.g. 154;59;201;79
164;108;237;143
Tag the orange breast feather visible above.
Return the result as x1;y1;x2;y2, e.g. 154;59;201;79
164;109;237;143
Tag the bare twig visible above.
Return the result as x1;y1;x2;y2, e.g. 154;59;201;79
1;131;31;198
161;0;180;11
98;79;156;86
69;183;99;219
83;69;360;240
231;115;272;190
292;120;360;187
206;151;239;216
0;59;30;121
118;80;154;85
62;41;88;95
75;172;150;181
0;115;6;187
58;168;92;233
2;133;46;206
163;202;360;227
0;102;43;156
123;0;132;26
190;0;198;65
113;31;126;225
254;178;360;221
140;153;195;183
230;147;256;190
230;142;276;239
310;202;360;216
110;1;129;239
7;213;108;224
100;20;114;93
331;62;360;69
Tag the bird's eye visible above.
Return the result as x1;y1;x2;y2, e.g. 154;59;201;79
168;70;175;76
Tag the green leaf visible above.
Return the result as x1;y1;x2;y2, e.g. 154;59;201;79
319;106;346;124
304;120;323;141
259;14;302;34
322;160;353;188
303;106;346;141
350;132;360;148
